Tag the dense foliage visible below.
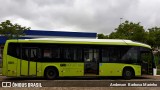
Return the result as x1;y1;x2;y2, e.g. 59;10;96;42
98;20;160;47
0;20;30;39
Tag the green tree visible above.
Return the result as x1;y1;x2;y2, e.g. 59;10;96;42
97;33;109;39
0;20;30;39
109;32;122;39
109;20;147;43
147;27;160;47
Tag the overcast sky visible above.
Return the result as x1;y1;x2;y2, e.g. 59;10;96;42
0;0;160;34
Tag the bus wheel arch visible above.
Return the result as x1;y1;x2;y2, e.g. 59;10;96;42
122;66;135;80
44;66;59;80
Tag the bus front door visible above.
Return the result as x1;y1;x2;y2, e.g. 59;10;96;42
141;51;153;75
21;48;37;76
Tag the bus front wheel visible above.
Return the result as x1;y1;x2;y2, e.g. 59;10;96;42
123;68;134;80
44;67;58;80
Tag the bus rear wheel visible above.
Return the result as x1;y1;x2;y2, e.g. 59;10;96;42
44;68;58;80
123;68;134;80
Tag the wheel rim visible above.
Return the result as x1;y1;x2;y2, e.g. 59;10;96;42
48;70;54;76
126;70;131;77
47;69;56;78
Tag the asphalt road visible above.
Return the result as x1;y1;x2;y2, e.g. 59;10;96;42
0;75;160;87
0;76;160;90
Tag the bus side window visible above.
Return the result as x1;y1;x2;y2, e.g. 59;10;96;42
109;47;119;63
102;48;109;62
52;48;60;58
22;48;29;60
8;43;20;58
43;48;52;58
30;48;38;60
62;47;82;62
22;48;38;61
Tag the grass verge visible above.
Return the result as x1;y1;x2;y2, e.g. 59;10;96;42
0;63;2;68
156;64;160;75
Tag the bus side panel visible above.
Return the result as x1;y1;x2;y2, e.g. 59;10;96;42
99;63;123;76
6;56;17;76
99;63;141;76
61;63;84;76
41;63;84;77
2;42;8;76
134;65;141;76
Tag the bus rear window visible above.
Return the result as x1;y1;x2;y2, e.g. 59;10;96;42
8;43;20;58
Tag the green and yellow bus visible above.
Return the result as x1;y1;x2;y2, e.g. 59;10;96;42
2;38;156;79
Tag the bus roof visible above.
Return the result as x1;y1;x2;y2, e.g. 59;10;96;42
6;38;151;49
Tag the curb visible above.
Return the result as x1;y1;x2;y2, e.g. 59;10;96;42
154;75;160;76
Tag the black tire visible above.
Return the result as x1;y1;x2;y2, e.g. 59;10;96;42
44;68;58;80
123;68;134;80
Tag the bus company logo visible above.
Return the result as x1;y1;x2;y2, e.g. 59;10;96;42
2;82;11;87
